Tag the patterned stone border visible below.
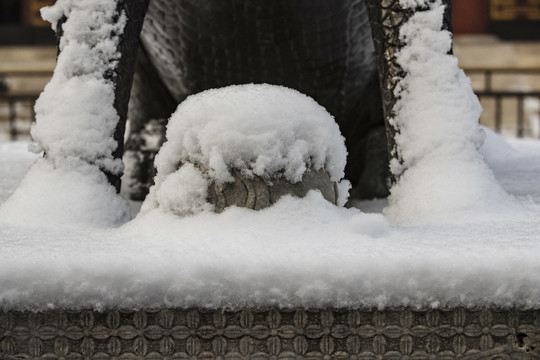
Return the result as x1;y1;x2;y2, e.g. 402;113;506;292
2;308;540;359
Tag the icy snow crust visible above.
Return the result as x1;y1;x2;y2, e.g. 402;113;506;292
0;0;130;227
1;131;540;311
142;84;348;215
384;0;518;225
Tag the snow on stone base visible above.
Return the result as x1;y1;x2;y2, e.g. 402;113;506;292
0;158;129;228
0;136;539;311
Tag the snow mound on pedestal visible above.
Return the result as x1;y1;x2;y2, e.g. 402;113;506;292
142;84;349;215
0;159;129;227
384;0;520;226
479;126;517;164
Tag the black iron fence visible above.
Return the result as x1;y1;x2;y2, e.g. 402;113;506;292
465;67;540;138
0;69;50;140
1;68;539;140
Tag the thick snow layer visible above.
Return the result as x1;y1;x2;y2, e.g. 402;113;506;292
0;142;38;205
1;0;130;227
0;158;130;228
384;1;518;226
0;131;539;311
142;84;348;215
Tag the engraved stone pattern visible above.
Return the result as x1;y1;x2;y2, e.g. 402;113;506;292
1;308;539;359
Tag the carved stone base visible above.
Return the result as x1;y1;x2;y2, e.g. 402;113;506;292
2;308;539;359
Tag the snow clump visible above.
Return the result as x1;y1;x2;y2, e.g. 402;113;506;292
142;84;349;215
155;163;213;216
0;0;130;227
384;0;519;225
399;0;432;9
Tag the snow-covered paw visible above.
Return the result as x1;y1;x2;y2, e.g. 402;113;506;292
142;84;350;215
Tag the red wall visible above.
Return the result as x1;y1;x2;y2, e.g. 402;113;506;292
452;0;489;34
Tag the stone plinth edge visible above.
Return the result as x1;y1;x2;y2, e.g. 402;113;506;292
1;307;539;359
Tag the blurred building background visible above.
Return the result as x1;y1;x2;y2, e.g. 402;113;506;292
0;0;539;141
0;0;55;141
453;0;540;138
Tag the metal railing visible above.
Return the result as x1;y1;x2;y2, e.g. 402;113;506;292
465;67;540;138
0;70;51;140
1;68;539;140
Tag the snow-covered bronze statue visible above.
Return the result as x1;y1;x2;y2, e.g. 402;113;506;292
4;3;540;360
38;0;450;211
124;0;452;204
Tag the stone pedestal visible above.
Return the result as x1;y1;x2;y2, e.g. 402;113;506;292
2;307;539;359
